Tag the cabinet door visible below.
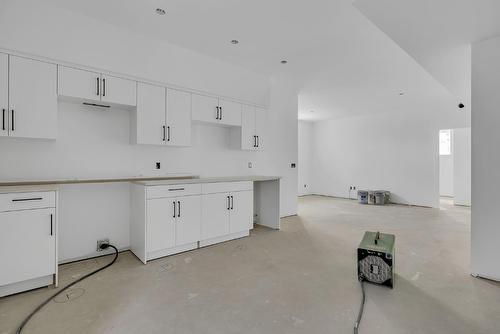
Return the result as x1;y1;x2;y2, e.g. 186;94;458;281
58;66;100;102
101;74;136;107
218;99;242;126
201;193;230;240
146;198;176;252
192;94;219;124
229;191;254;233
0;53;8;137
255;108;267;150
166;89;191;146
176;195;201;246
0;209;55;286
9;56;57;139
136;83;166;145
241;105;256;150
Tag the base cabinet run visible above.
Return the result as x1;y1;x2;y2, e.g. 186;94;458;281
130;181;253;263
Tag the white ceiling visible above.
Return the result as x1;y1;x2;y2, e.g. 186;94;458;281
42;0;479;122
354;0;500;115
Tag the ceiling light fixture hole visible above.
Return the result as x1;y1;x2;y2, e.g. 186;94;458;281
230;40;239;45
281;60;288;64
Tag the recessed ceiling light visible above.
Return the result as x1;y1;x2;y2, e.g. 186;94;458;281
155;8;166;15
310;110;315;113
230;40;239;45
399;92;405;96
281;60;288;64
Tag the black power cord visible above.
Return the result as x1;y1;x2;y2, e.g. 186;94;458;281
16;243;119;334
354;277;366;334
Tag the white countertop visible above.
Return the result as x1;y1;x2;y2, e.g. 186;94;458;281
0;175;280;191
134;175;281;186
0;174;197;187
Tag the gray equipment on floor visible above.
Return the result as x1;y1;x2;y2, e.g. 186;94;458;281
357;231;395;288
357;190;368;204
358;190;390;205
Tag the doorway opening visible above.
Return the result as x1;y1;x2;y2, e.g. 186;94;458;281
438;128;471;208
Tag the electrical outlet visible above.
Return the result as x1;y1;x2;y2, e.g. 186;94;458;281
155;162;161;169
97;238;110;251
304;184;307;188
291;163;296;168
248;162;253;168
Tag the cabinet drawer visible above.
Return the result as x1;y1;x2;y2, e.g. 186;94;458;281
147;184;201;199
202;181;253;194
0;192;56;212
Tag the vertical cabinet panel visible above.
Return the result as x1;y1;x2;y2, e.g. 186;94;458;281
100;74;136;106
136;83;166;145
230;191;254;233
166;89;191;146
176;195;201;245
218;99;242;126
201;193;230;240
146;198;176;252
0;208;55;286
0;53;8;137
255;108;267;150
192;94;219;124
241;105;256;150
58;66;100;101
9;56;57;139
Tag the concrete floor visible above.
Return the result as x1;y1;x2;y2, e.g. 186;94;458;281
1;196;499;334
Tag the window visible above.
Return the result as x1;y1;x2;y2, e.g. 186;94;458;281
439;129;452;155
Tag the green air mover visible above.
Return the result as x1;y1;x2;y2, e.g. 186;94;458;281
357;231;395;288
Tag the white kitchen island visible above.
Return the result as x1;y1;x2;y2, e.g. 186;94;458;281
130;176;281;263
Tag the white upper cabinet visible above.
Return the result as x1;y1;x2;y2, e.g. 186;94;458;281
192;94;242;127
240;105;266;150
100;74;136;107
192;94;219;124
218;99;242;126
58;66;136;107
58;66;100;102
166;88;191;146
254;107;266;150
133;83;192;147
8;56;57;140
0;53;8;137
135;82;165;145
241;104;256;150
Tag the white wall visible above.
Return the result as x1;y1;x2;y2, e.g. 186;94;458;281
309;112;440;208
453;128;471;206
0;0;298;262
471;36;500;280
298;121;313;196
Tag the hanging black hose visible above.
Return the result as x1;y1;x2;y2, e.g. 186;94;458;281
16;244;119;334
353;278;366;334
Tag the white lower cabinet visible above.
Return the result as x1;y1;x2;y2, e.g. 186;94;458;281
201;192;230;240
229;190;254;233
146;197;176;252
0;191;58;297
145;194;201;260
130;181;253;263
